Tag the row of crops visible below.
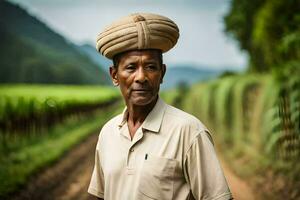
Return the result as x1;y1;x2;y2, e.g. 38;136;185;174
181;74;299;199
0;84;119;134
0;84;121;198
183;74;299;163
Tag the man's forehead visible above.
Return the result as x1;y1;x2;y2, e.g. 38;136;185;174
118;49;161;63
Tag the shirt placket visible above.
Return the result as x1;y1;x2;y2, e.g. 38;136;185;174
126;127;144;175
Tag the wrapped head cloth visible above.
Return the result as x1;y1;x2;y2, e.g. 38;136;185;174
96;13;180;59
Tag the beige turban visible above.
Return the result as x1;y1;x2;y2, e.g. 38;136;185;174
96;13;180;59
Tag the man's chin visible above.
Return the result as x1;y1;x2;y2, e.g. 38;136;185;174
130;96;157;106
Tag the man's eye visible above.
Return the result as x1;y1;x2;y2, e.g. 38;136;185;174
126;65;135;71
146;65;158;71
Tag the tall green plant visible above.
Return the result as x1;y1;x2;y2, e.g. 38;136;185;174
224;0;300;72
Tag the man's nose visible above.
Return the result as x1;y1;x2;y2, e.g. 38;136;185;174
135;67;147;83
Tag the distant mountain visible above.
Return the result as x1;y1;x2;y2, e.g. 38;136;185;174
162;65;222;90
76;44;112;74
0;1;110;85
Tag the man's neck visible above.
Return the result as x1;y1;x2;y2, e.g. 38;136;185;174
126;96;158;139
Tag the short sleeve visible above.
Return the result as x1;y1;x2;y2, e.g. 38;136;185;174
88;135;105;198
183;131;232;200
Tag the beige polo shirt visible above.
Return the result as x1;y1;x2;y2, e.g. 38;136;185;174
88;97;232;200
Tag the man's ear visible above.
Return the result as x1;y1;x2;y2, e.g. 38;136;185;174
160;64;166;83
109;66;119;86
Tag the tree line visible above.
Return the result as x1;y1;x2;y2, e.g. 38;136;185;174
224;0;300;74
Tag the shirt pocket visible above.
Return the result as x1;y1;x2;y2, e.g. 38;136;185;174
137;155;178;200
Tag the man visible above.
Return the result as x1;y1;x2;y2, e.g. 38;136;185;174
88;13;232;200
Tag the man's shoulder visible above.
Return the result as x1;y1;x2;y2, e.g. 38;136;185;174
163;103;208;132
101;113;123;130
96;113;123;149
162;103;214;146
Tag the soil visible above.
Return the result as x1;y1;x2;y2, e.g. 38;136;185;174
220;159;256;200
11;132;100;200
10;133;257;200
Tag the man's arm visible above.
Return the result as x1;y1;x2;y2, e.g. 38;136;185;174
184;131;233;200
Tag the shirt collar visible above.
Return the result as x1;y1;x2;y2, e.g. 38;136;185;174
117;97;166;133
118;107;128;128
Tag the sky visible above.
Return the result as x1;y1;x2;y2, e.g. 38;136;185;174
9;0;248;71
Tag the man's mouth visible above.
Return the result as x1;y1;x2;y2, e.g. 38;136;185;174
131;89;151;93
132;88;150;91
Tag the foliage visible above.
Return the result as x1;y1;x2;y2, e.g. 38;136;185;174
264;68;300;160
160;89;180;105
180;73;300;198
218;70;237;78
224;0;300;72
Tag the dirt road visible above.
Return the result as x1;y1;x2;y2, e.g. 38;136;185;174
12;133;100;200
12;132;256;200
220;160;256;200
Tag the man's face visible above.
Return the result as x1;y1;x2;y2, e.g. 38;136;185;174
110;49;166;106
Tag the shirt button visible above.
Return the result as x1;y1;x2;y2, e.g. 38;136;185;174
130;148;134;152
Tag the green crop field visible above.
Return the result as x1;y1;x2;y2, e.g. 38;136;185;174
0;84;119;120
0;84;120;134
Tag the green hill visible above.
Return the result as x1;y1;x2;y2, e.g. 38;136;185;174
0;1;110;85
76;44;112;73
